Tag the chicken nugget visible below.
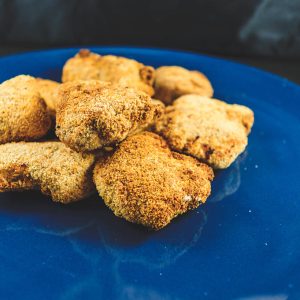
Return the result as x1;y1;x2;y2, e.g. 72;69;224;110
93;132;213;230
0;141;96;203
0;75;51;144
154;66;213;105
154;95;254;169
56;80;163;152
151;98;165;108
62;49;155;95
36;78;60;116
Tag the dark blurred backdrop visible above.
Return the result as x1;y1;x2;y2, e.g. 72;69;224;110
0;0;300;81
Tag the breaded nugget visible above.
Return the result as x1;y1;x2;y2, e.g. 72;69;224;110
0;141;96;203
148;99;165;128
155;95;254;169
56;80;163;152
154;66;213;104
151;98;165;108
93;132;213;230
0;75;51;144
62;49;155;95
36;78;60;116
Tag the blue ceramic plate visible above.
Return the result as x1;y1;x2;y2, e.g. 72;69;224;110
0;47;299;300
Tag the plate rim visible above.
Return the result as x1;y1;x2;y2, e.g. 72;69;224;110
0;45;299;91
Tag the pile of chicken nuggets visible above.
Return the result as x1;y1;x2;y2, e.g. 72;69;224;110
0;49;254;230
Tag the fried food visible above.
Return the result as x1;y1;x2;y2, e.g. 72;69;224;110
62;49;155;95
0;141;96;203
154;66;213;104
151;98;165;108
154;95;254;169
56;80;163;152
0;75;51;144
93;132;213;230
36;78;60;116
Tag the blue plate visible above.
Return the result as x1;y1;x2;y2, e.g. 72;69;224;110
0;47;299;300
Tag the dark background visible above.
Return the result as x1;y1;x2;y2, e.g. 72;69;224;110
0;0;299;83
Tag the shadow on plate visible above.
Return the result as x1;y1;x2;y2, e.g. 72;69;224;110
0;151;246;250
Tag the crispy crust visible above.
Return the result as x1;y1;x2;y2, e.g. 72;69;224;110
154;66;213;105
0;141;96;203
154;95;254;169
151;98;165;108
36;78;60;116
56;80;164;152
0;75;51;144
62;49;155;95
93;132;213;230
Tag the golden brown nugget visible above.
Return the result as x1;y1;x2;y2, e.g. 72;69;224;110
36;78;60;116
62;49;155;95
93;132;213;230
0;75;51;144
154;66;213;104
151;98;165;108
149;99;165;128
0;141;96;203
56;80;163;152
155;95;254;169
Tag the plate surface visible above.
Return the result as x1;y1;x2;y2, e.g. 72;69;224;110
0;47;299;300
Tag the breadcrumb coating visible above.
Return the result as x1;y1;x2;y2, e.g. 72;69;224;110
56;80;163;152
151;98;165;108
155;95;254;169
36;78;60;116
154;66;213;105
93;132;213;230
0;75;51;144
0;141;96;203
62;49;155;95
